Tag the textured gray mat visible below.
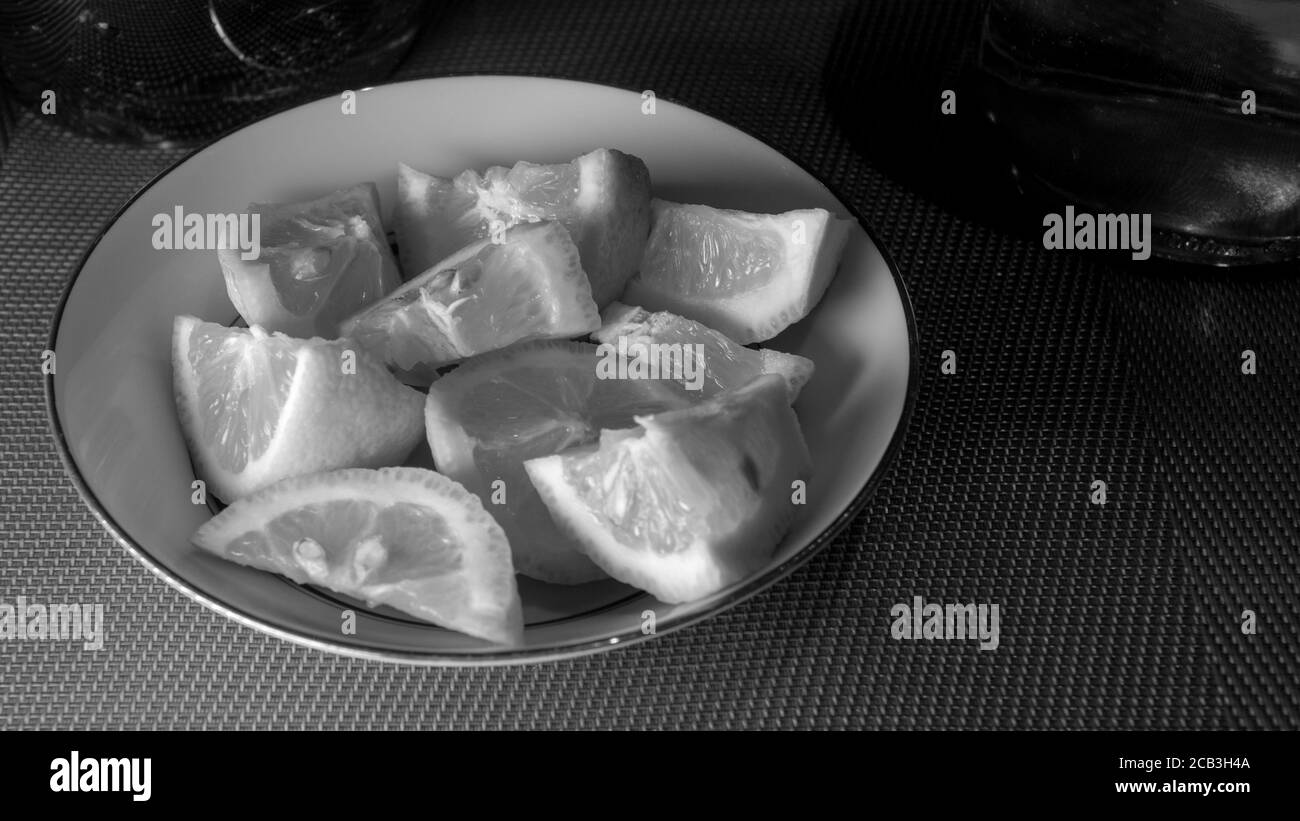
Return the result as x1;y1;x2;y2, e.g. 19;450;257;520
0;0;1294;729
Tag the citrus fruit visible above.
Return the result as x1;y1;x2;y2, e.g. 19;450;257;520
622;200;852;344
424;339;691;584
339;221;600;385
524;374;812;603
593;301;815;401
395;162;477;278
172;315;424;503
396;148;651;307
218;183;402;339
192;467;523;645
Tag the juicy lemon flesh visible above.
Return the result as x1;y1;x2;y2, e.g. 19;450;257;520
595;304;774;397
188;323;297;473
449;239;569;353
461;363;596;550
556;386;787;557
346;224;591;374
193;468;522;643
458;362;593;445
493;160;582;221
431;343;690;580
432;160;583;267
227;499;466;589
642;207;783;297
258;194;388;320
557;427;755;557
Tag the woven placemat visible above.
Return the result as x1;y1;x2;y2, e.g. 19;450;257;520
1;0;1294;729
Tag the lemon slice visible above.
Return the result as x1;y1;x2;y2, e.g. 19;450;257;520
172;315;424;502
193;467;523;645
396;148;651;307
623;200;852;343
525;375;811;603
218;183;401;338
340;221;599;384
425;339;691;584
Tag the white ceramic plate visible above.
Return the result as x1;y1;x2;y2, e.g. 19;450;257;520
46;76;916;665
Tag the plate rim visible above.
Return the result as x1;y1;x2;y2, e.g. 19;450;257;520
42;74;920;667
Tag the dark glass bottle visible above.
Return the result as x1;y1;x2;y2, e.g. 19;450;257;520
979;0;1300;265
